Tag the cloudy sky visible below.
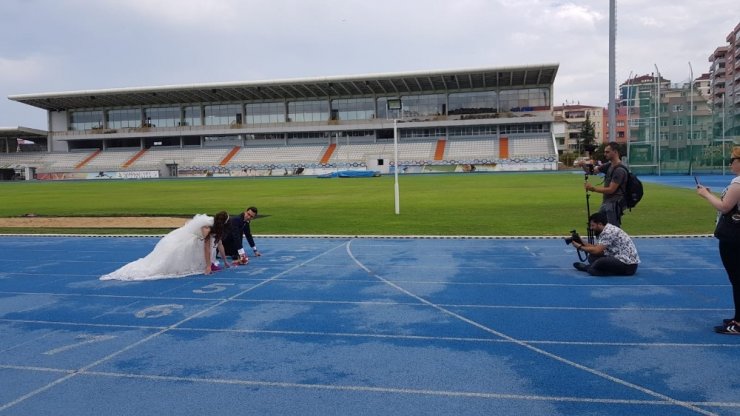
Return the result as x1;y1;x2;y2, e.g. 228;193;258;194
1;0;737;129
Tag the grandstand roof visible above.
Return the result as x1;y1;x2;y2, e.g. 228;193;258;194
8;64;559;112
0;127;48;138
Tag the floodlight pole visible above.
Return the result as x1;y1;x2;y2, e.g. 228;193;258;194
722;93;726;175
688;61;694;176
393;118;400;215
607;0;616;143
654;64;662;175
626;71;633;162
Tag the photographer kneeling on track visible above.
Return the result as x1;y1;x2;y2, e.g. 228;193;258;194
569;212;640;276
579;142;627;227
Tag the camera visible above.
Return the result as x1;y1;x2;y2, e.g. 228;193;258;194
584;163;595;175
563;229;584;245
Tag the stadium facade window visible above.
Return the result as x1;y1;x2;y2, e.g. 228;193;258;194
287;132;327;140
252;134;284;140
108;108;143;129
204;135;240;146
499;123;550;134
449;125;497;137
69;139;103;150
499;88;549;112
182;136;201;146
205;104;242;126
106;138;140;148
330;98;375;120
344;130;374;137
145;107;181;128
246;102;286;124
69;110;104;130
288;100;329;122
400;128;446;139
183;106;202;126
145;137;180;147
400;94;446;118
448;91;497;115
376;97;401;119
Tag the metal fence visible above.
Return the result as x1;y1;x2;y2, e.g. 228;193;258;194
622;77;739;175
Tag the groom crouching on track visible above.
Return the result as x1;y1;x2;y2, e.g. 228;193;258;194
222;206;261;264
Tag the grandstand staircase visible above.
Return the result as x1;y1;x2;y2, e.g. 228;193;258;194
320;143;336;164
74;149;101;170
434;139;446;160
499;137;509;159
220;146;241;166
123;148;149;168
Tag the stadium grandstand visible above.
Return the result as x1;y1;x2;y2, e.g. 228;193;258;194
2;65;559;179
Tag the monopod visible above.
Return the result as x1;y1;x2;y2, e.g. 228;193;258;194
577;173;596;262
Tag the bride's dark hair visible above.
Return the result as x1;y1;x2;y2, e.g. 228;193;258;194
211;211;229;242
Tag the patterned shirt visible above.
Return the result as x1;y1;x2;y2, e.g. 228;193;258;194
718;176;740;222
596;223;640;265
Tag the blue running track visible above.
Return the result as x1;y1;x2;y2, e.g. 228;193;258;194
0;234;738;415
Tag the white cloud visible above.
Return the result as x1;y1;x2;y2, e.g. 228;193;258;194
0;0;738;128
0;56;52;84
638;17;662;28
553;3;604;27
510;32;542;46
92;0;244;27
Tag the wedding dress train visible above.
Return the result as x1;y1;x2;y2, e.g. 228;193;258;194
100;214;213;281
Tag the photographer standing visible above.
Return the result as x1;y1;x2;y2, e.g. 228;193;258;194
571;212;640;276
582;142;628;227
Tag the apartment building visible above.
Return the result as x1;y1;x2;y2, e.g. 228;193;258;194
708;21;740;142
552;104;605;154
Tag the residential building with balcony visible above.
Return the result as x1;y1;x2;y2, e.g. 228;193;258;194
709;20;740;143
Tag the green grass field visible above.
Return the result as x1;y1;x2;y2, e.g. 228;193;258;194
0;173;716;236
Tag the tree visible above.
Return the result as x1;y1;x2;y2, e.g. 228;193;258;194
578;113;597;155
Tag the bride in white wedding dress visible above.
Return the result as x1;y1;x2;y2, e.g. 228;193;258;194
100;214;214;281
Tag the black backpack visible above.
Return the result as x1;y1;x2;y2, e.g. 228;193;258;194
615;164;643;209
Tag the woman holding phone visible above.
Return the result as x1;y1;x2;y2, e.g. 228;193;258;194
696;146;740;334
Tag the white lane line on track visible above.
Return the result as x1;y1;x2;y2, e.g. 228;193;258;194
3;367;737;409
3;318;740;349
345;240;720;416
0;240;350;413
